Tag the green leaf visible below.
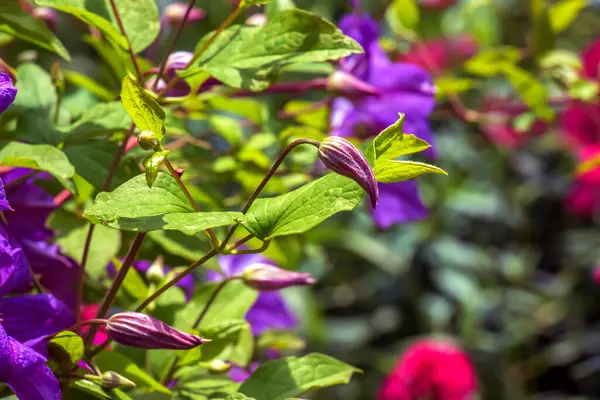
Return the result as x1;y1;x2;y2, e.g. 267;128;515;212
209;115;245;146
503;65;554;120
69;380;112;400
105;0;160;53
0;2;70;60
95;351;172;395
173;369;239;400
375;160;447;183
266;0;296;20
464;47;521;76
180;320;251;366
569;78;599;101
549;0;588;33
162;212;245;236
112;257;149;301
373;117;431;162
34;0;128;50
531;0;555;59
13;64;56;111
241;173;363;240
61;102;131;142
143;150;170;188
64;140;138;190
386;0;420;34
0;142;75;192
84;172;195;232
121;76;165;140
184;9;362;91
48;331;84;367
239;353;360;400
64;70;116;101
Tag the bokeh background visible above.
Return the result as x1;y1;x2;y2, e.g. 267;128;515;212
5;0;600;398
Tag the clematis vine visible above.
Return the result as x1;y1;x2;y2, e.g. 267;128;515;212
330;13;436;228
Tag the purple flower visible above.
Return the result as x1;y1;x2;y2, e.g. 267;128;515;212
0;72;17;114
318;136;379;208
1;169;80;308
107;259;195;301
0;323;61;400
106;312;210;350
371;181;429;229
0;178;12;212
209;253;298;336
241;263;316;291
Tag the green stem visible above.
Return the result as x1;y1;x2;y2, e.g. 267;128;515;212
164;159;219;247
107;0;144;84
161;276;239;384
84;232;146;349
53;92;62;125
218;138;321;251
156;4;246;99
76;125;135;325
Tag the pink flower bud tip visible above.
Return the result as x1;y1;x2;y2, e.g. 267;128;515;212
318;137;379;208
328;70;380;97
32;7;58;32
106;312;210;350
246;14;267;26
164;3;205;26
419;0;459;10
241;263;316;291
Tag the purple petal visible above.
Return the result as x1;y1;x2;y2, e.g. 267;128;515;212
246;292;298;336
215;253;274;278
0;72;17;114
0;294;74;345
0;324;61;400
370;181;428;229
337;14;381;80
0;178;12;212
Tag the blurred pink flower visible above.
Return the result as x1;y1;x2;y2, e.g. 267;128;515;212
481;99;547;148
593;266;600;284
566;145;600;216
397;35;477;73
419;0;459;10
377;339;477;400
80;304;109;347
561;39;600;150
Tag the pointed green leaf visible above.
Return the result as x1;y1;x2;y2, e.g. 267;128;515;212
12;64;56;111
0;142;75;192
0;2;69;60
48;331;84;367
386;0;420;34
61;102;131;142
163;212;245;236
64;70;116;101
375;160;447;183
549;0;588;33
143;150;170;188
69;380;112;400
241;173;363;240
121;76;165;140
84;172;194;231
105;0;160;53
239;353;360;400
373;115;431;162
184;9;362;91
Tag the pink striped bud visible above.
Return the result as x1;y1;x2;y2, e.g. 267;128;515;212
106;312;209;350
241;263;316;291
32;7;58;32
163;3;205;27
327;70;380;97
318;137;379;208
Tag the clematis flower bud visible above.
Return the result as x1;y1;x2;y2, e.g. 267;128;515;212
96;371;136;389
163;2;205;27
327;70;380;97
318;137;379;208
246;13;267;26
138;131;160;151
32;7;58;32
240;263;316;291
106;312;210;350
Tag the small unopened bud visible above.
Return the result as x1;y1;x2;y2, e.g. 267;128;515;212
32;7;58;32
146;256;165;284
246;13;267;26
318;137;379;208
106;312;210;350
50;61;64;95
208;360;232;374
96;371;136;389
175;167;185;177
163;3;205;27
138;131;160;151
327;70;379;97
164;51;193;71
240;263;316;291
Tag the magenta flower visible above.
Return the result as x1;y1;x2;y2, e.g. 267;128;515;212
163;2;205;27
566;144;600;216
378;339;478;400
418;0;459;10
0;71;17;114
397;35;478;73
208;253;298;336
106;312;209;350
318;137;379;207
0;323;61;400
241;263;315;291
